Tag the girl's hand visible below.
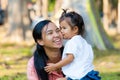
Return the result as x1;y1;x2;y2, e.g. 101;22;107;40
44;63;57;73
56;78;67;80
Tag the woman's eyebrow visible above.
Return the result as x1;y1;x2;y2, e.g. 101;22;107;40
45;29;52;33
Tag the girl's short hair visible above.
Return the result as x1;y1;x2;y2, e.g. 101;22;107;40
59;9;85;36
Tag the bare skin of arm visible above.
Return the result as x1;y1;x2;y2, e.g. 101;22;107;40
44;53;74;73
56;77;67;80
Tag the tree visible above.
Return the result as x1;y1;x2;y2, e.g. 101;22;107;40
54;0;63;14
90;0;114;49
59;0;114;50
103;0;111;34
6;0;30;41
118;0;120;34
35;0;48;18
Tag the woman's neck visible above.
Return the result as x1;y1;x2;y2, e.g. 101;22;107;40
44;48;61;63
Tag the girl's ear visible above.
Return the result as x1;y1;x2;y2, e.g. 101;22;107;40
73;26;78;34
37;39;44;46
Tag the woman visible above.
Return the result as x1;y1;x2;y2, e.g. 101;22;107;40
27;19;65;80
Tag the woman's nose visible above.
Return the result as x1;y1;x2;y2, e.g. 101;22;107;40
60;29;63;32
54;32;59;37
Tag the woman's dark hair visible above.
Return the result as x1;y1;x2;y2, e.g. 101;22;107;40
32;20;51;42
32;20;51;80
59;9;85;36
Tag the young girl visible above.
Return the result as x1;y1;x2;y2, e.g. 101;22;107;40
45;10;101;80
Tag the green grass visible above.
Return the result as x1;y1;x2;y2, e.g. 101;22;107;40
93;49;120;79
0;73;27;80
0;43;32;79
101;72;120;80
0;42;120;80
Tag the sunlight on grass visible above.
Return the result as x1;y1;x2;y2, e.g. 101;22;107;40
101;72;120;80
0;41;120;79
93;49;120;79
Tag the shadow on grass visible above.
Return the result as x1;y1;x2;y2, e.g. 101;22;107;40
0;73;27;80
1;72;120;80
101;72;120;80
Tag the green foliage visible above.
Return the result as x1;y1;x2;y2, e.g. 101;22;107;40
93;0;118;13
93;0;103;13
110;0;118;8
48;0;55;12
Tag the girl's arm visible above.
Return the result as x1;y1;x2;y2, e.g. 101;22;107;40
45;53;74;73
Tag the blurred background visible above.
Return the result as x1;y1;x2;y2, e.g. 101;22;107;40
0;0;120;80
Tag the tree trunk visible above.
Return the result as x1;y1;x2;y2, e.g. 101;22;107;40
90;0;114;49
117;0;120;34
35;0;42;17
35;0;48;18
103;0;110;34
60;0;114;50
54;0;63;14
6;0;29;41
7;0;22;36
21;0;30;40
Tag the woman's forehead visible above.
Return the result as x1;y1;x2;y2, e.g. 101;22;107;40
41;23;57;34
44;22;58;30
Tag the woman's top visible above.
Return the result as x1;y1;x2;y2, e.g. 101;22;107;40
27;57;64;80
62;35;94;79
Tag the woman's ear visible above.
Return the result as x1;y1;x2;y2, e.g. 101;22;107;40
37;39;44;46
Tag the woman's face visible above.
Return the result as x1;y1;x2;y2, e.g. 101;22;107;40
39;22;63;49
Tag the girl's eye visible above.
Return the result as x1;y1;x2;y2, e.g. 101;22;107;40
63;27;66;29
60;26;66;30
61;26;66;29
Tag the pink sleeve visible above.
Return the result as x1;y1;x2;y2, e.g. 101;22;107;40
27;57;39;80
27;57;64;80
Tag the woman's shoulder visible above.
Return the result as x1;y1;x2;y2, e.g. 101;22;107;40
27;56;34;66
27;56;39;80
27;56;36;75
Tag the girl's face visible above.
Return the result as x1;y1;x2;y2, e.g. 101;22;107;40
60;19;77;39
38;22;63;49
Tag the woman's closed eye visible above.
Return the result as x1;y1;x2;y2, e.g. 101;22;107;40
46;31;53;35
